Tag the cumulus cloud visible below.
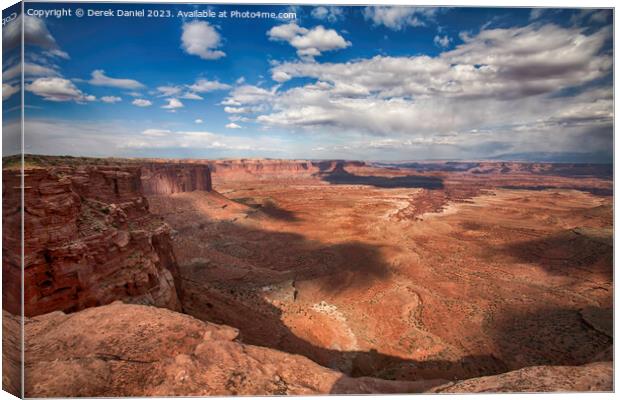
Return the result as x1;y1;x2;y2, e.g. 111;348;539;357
225;122;242;129
224;106;253;114
208;21;613;160
433;35;451;48
195;119;203;124
181;20;226;60
3;62;60;81
89;70;144;89
101;96;122;103
222;84;276;106
162;98;184;109
188;79;231;92
270;23;611;101
570;9;611;25
2;83;19;101
26;77;95;102
157;84;207;100
157;85;183;97
180;92;203;100
132;98;152;107
311;6;344;23
362;6;439;30
3;15;68;57
2;16;69;103
228;115;250;123
267;22;351;59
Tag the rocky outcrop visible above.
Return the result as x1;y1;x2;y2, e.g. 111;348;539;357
20;303;447;397
141;163;212;195
15;303;612;396
432;362;612;393
3;165;182;317
2;165;22;314
2;310;21;397
207;159;368;182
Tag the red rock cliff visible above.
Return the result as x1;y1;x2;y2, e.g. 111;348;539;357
2;165;186;317
2;167;22;315
141;163;212;195
206;159;368;182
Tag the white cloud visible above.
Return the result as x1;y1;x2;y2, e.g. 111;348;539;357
2;83;19;101
228;115;250;123
101;96;122;103
272;70;292;83
195;119;203;124
311;6;344;23
224;106;252;114
156;86;203;100
25;77;95;102
157;85;183;97
225;122;242;129
44;49;70;59
570;9;611;25
162;98;184;109
142;129;171;137
3;15;68;56
121;129;281;152
132;98;152;107
181;20;226;60
362;6;439;30
529;8;545;21
270;24;611;101
222;85;275;106
209;21;614;160
89;70;144;89
188;78;231;92
180;92;203;100
588;10;610;23
433;35;451;48
267;22;351;59
17;118;285;158
3;62;59;81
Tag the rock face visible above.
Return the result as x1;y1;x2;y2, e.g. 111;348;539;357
14;303;612;396
20;303;447;397
432;362;612;393
2;310;21;397
207;159;368;183
2;166;22;314
141;163;212;195
3;165;183;317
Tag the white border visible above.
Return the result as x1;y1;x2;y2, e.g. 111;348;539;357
0;1;616;400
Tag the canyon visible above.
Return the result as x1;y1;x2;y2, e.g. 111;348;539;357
2;155;614;396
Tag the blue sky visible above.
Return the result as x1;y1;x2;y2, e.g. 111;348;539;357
2;4;613;161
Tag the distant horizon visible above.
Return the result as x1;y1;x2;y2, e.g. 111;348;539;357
5;152;614;165
3;4;613;163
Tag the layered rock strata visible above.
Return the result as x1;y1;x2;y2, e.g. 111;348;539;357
2;165;194;317
141;163;212;195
